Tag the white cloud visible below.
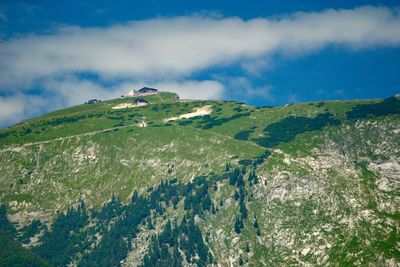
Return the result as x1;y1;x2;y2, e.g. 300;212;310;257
0;94;50;127
216;75;276;103
0;96;26;125
1;5;400;127
41;77;124;107
241;58;272;76
41;78;223;105
1;5;399;90
145;80;224;100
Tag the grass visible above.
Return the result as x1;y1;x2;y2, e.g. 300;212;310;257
0;123;264;215
0;92;180;148
1;93;400;266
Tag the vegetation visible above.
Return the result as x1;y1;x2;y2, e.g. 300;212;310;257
194;112;251;130
0;93;399;266
0;205;16;237
346;96;400;119
142;216;212;267
233;128;255;141
0;231;49;267
18;219;44;244
12;174;223;266
254;112;340;148
32;202;89;266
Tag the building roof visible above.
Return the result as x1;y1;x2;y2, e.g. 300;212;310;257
138;87;158;93
134;98;148;103
87;99;98;104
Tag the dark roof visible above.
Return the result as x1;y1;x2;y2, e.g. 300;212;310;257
138;87;158;93
87;99;98;104
134;98;148;103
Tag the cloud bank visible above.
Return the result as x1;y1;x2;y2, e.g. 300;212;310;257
1;5;400;127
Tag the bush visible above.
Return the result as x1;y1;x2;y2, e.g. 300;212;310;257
254;113;340;148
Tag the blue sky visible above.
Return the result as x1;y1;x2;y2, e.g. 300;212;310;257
0;1;400;127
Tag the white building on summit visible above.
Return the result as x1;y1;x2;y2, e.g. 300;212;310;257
127;90;135;97
128;87;159;97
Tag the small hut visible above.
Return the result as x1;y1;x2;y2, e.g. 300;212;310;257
133;98;148;104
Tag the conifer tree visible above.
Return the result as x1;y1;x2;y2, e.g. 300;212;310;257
253;216;259;229
256;228;261;236
245;243;250;253
234;216;242;234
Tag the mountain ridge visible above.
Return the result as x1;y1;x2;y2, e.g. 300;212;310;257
0;91;399;266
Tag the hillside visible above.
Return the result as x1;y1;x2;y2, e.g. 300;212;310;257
0;92;399;266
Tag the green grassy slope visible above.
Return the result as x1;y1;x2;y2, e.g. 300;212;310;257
0;93;399;266
0;92;179;148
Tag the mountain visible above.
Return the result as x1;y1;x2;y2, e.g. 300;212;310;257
0;92;399;266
